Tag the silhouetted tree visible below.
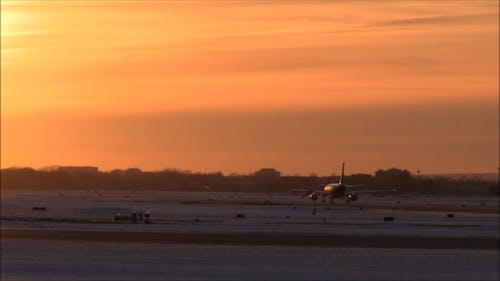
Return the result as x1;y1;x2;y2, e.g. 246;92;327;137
373;168;415;190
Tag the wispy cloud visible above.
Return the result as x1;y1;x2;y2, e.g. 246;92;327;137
1;30;50;37
0;31;63;54
375;13;499;27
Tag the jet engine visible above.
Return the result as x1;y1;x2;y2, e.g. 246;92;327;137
308;192;319;201
346;193;358;202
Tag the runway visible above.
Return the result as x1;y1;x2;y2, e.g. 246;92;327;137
2;238;498;281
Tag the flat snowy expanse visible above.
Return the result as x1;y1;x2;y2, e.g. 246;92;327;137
2;190;498;238
2;190;499;280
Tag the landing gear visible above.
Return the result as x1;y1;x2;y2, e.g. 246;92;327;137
326;197;333;210
308;192;318;216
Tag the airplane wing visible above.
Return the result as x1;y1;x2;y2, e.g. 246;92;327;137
290;189;329;201
289;189;324;196
348;188;397;194
289;188;313;195
346;184;397;193
345;184;367;188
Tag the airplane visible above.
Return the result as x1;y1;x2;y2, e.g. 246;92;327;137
306;162;396;204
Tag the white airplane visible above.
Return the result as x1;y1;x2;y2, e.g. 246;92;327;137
307;162;396;204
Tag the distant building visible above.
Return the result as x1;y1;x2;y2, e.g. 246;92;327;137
255;168;281;184
58;166;99;174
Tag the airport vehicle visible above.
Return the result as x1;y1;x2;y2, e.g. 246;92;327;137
306;162;396;204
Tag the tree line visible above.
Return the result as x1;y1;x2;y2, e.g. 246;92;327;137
0;167;497;196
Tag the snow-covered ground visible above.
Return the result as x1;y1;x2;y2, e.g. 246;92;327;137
2;190;499;280
2;190;498;238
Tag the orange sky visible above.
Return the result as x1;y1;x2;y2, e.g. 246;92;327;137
1;0;498;175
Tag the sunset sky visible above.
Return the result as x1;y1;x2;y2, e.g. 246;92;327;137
1;0;498;175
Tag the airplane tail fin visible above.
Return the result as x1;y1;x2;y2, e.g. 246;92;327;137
339;162;345;184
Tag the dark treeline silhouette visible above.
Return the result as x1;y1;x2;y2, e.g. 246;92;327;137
1;167;498;196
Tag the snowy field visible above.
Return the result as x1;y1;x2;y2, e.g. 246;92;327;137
1;190;499;280
1;239;498;281
1;190;499;238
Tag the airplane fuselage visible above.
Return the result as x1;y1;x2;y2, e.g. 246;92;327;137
323;183;346;198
